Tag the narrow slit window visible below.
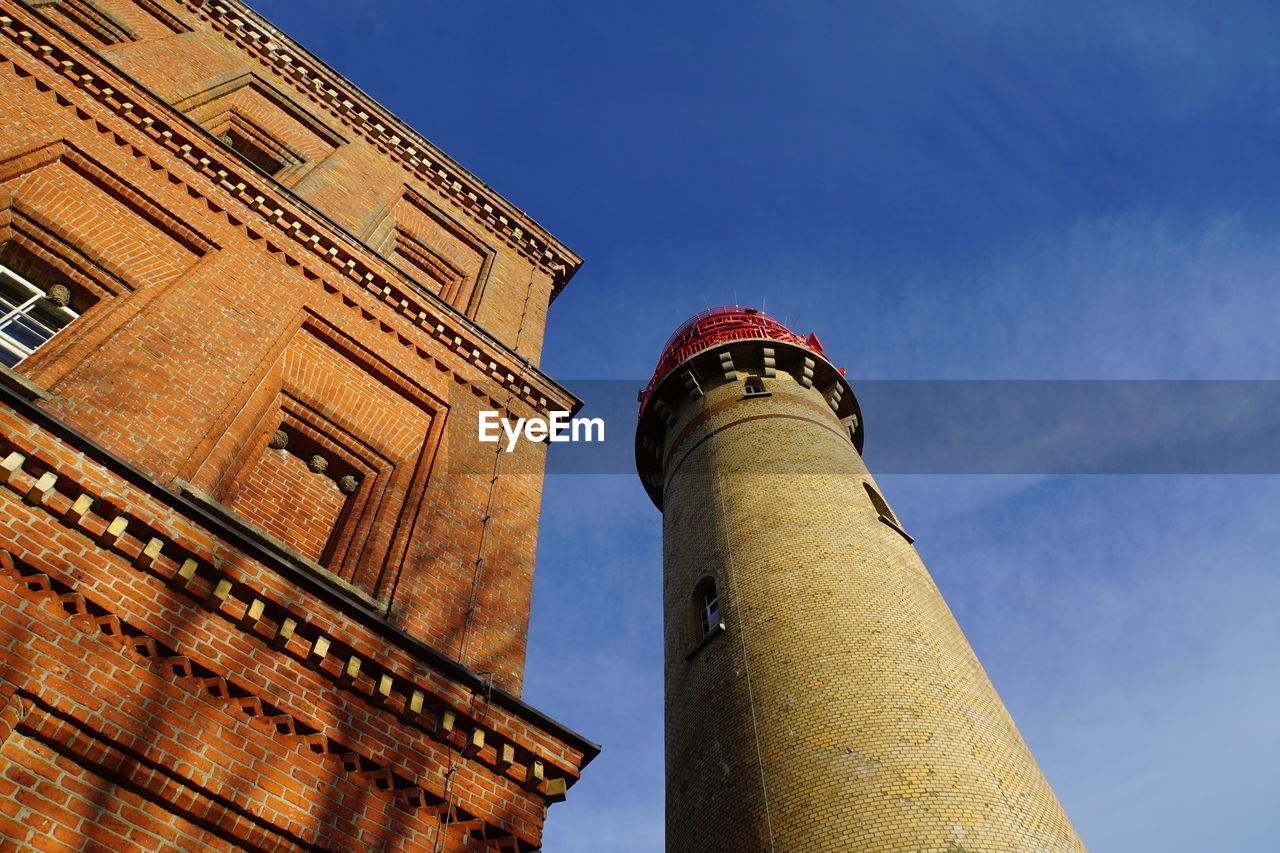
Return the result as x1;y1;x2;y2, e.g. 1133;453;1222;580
864;482;912;542
864;482;897;525
693;576;721;638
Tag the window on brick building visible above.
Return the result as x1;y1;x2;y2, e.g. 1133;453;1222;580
743;374;769;397
0;265;79;368
865;481;913;542
220;128;287;177
685;576;724;660
693;576;721;637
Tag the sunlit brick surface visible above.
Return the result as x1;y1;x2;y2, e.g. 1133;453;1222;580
0;0;592;848
225;444;349;564
659;361;1086;852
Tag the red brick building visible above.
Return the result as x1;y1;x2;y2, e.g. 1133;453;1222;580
0;0;596;849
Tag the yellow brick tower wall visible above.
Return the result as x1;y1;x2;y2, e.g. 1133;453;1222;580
650;339;1087;852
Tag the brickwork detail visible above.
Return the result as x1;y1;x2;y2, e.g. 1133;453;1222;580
367;187;493;316
0;0;595;847
642;336;1085;852
225;440;351;564
166;0;575;293
0;0;578;682
173;72;345;188
0;4;567;374
0;386;586;848
0;418;583;792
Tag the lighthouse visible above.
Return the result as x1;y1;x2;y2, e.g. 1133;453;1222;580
635;307;1086;852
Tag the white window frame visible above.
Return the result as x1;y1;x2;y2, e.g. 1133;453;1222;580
0;265;78;367
702;591;720;636
685;577;726;661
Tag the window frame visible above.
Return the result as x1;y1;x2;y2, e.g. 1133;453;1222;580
699;583;721;636
864;481;914;543
685;575;726;660
742;373;771;398
0;265;79;368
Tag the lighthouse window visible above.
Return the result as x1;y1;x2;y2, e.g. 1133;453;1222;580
742;374;770;397
863;482;896;525
692;577;722;636
699;585;720;634
865;482;914;543
686;576;725;660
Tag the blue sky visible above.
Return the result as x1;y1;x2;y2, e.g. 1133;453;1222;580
252;2;1280;849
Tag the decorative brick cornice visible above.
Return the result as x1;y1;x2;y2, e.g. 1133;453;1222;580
0;401;591;841
30;0;140;45
182;0;581;298
2;554;547;850
0;561;431;850
0;3;578;417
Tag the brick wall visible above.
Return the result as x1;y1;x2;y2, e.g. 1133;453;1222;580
0;0;580;691
225;441;351;564
645;340;1084;852
0;0;595;848
0;343;592;850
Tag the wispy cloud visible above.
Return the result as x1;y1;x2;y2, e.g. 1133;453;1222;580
245;0;1280;846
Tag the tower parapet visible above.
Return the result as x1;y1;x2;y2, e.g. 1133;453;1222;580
637;306;863;507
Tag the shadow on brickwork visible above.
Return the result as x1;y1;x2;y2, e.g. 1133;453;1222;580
1;514;548;851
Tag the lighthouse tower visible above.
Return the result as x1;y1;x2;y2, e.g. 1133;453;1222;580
635;308;1086;852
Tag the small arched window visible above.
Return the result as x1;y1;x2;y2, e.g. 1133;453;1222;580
742;374;769;397
864;482;913;543
692;576;721;637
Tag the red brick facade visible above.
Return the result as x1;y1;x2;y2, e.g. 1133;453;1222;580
0;0;595;849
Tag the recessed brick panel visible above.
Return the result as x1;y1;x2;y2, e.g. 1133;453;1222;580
225;443;349;564
0;142;206;289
